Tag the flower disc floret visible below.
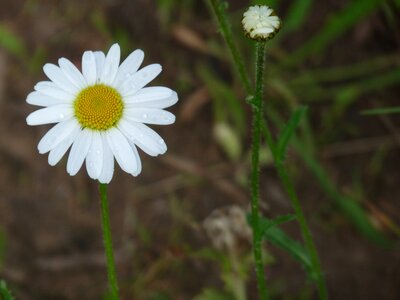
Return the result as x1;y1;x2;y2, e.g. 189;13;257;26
74;84;124;131
242;5;281;41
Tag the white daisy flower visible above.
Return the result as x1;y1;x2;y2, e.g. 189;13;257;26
242;5;281;40
26;43;178;183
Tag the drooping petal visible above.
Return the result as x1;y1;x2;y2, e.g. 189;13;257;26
58;57;86;89
34;81;76;101
106;127;139;175
98;133;114;184
48;125;81;166
124;107;175;125
118;119;167;156
85;131;104;179
114;49;144;87
38;118;79;154
43;63;80;94
100;43;120;85
26;91;70;107
124;87;178;109
82;51;97;86
94;51;105;82
118;64;162;97
26;104;74;125
67;129;93;176
129;141;142;176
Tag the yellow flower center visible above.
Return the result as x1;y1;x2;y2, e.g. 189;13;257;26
74;84;124;131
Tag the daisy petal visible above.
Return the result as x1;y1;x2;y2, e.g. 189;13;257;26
124;107;175;125
125;87;178;109
129;141;142;176
85;131;103;179
26;91;69;107
38;119;79;154
119;64;162;97
82;51;97;85
26;104;73;125
67;129;93;176
48;125;81;166
106;128;139;175
98;133;114;183
118;119;166;156
94;51;106;82
114;49;144;87
34;81;76;101
58;57;86;89
43;63;80;94
100;43;120;85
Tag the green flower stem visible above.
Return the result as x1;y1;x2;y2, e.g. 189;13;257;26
206;0;327;298
250;41;268;300
207;0;252;94
99;183;120;300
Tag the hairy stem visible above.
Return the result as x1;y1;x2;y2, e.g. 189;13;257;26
99;183;120;300
250;41;268;300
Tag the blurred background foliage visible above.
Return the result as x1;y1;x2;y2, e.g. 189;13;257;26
0;0;399;299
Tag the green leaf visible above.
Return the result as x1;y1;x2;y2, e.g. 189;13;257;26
361;106;400;115
259;214;297;232
0;24;27;59
247;214;312;272
262;222;312;272
277;106;307;162
0;281;15;300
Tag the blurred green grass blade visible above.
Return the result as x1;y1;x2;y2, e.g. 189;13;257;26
290;54;399;85
292;135;392;246
214;122;242;161
361;106;400;115
0;281;15;300
198;65;247;136
277;106;307;162
267;109;391;245
283;0;313;34
290;69;400;103
284;0;385;66
356;69;400;92
0;24;27;59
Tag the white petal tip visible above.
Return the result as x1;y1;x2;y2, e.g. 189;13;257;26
38;148;47;154
26;116;34;125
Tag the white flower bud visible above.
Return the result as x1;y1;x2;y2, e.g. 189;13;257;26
242;5;281;41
